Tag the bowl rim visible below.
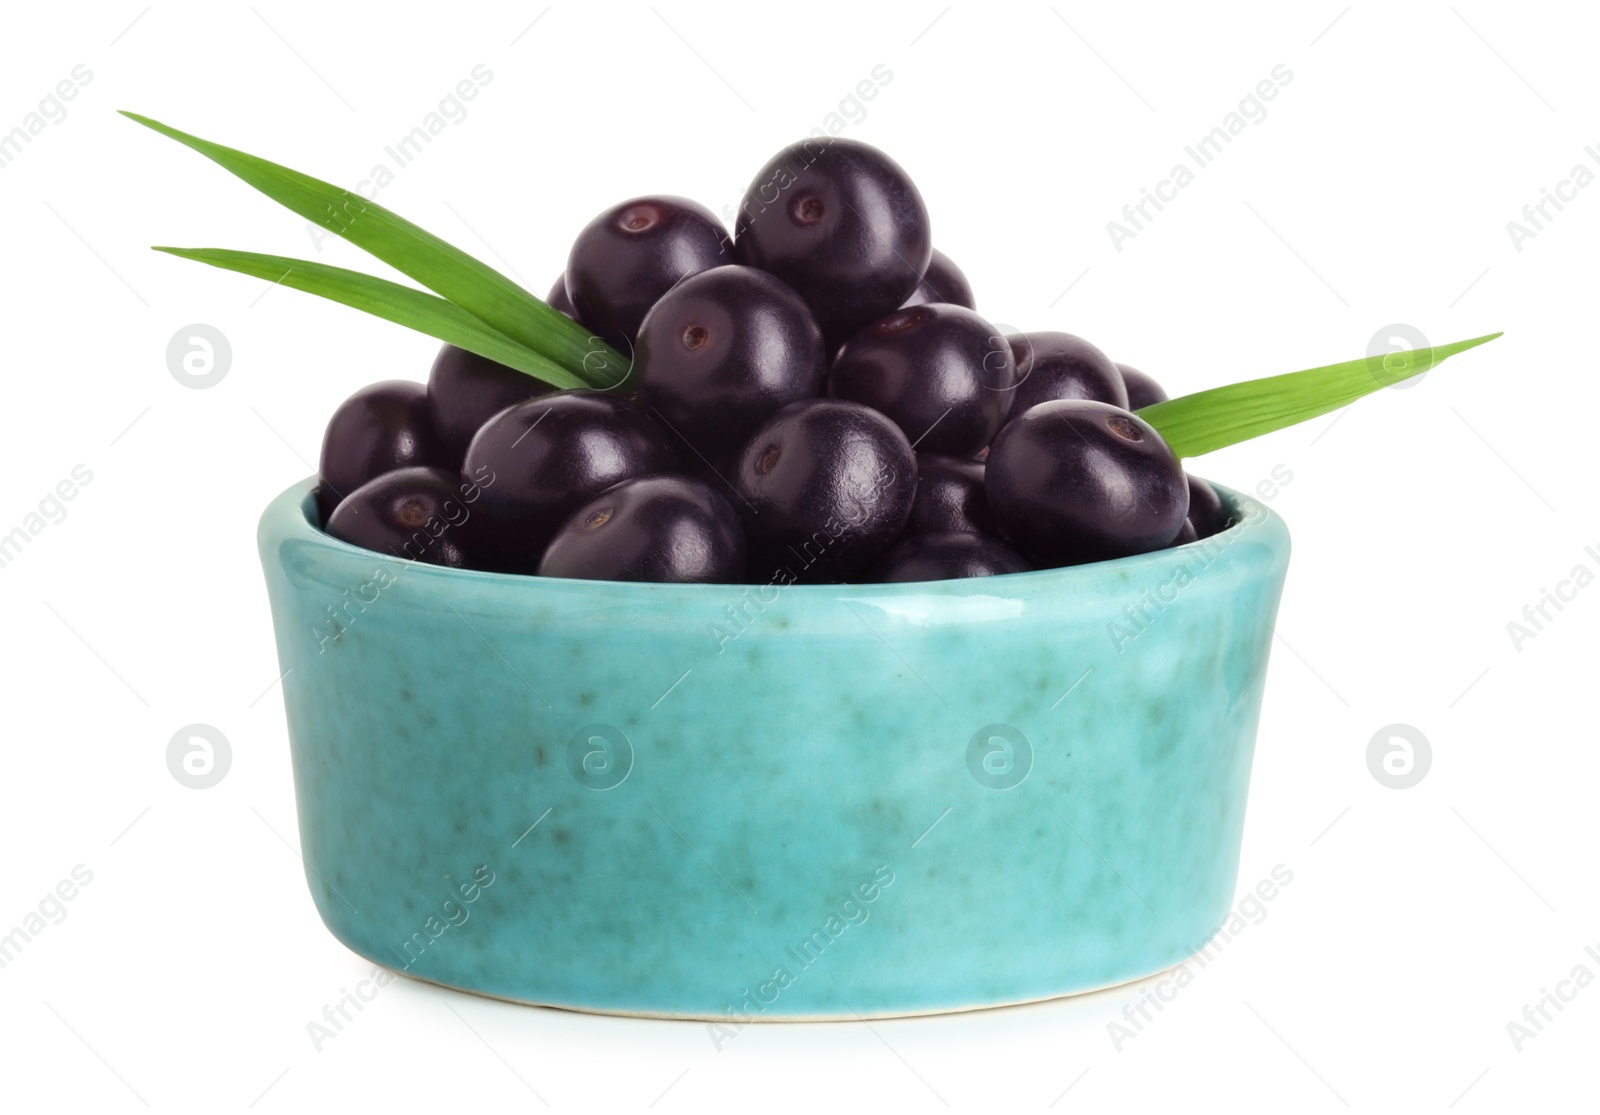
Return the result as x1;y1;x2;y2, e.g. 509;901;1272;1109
262;474;1289;596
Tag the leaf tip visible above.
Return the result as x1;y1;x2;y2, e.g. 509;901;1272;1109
120;111;185;142
1454;330;1504;355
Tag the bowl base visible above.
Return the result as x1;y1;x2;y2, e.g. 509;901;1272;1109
371;949;1190;1023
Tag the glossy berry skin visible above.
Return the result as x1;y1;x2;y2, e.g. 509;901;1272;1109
733;138;931;346
1118;363;1169;410
827;303;1015;457
463;392;678;572
316;380;449;522
986;400;1189;566
635;265;825;463
874;531;1030;582
1006;331;1128;418
1186;474;1231;538
904;453;999;537
325;467;480;568
566;195;728;343
733;399;917;582
902;248;975;310
426;344;555;459
538;476;745;584
1170;518;1199;547
546;274;578;320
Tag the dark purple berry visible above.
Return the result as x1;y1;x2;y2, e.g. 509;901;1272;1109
538;476;745;584
316;380;449;522
325;467;481;568
1186;475;1231;538
546;274;578;320
733;399;917;582
901;248;975;310
427;344;556;460
675;447;744;503
904;453;999;537
1006;332;1127;417
566;196;728;343
733;138;931;346
1118;363;1169;410
986;400;1189;566
1170;518;1199;547
463;392;678;572
874;531;1030;582
828;303;1015;457
635;265;825;463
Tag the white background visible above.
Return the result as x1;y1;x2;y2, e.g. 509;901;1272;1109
0;1;1594;1111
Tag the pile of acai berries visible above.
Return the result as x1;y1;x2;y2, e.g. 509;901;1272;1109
316;138;1231;584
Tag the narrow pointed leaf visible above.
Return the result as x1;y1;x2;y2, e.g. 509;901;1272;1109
122;111;631;390
154;247;588;389
1137;332;1503;458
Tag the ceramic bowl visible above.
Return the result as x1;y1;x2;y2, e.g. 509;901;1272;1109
259;477;1290;1020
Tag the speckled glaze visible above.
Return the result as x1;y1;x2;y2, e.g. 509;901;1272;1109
259;477;1290;1020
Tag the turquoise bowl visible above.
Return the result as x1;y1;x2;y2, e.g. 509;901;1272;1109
259;477;1290;1020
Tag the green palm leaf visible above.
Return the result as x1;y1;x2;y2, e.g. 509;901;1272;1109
1138;333;1503;457
124;111;631;391
155;247;589;389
